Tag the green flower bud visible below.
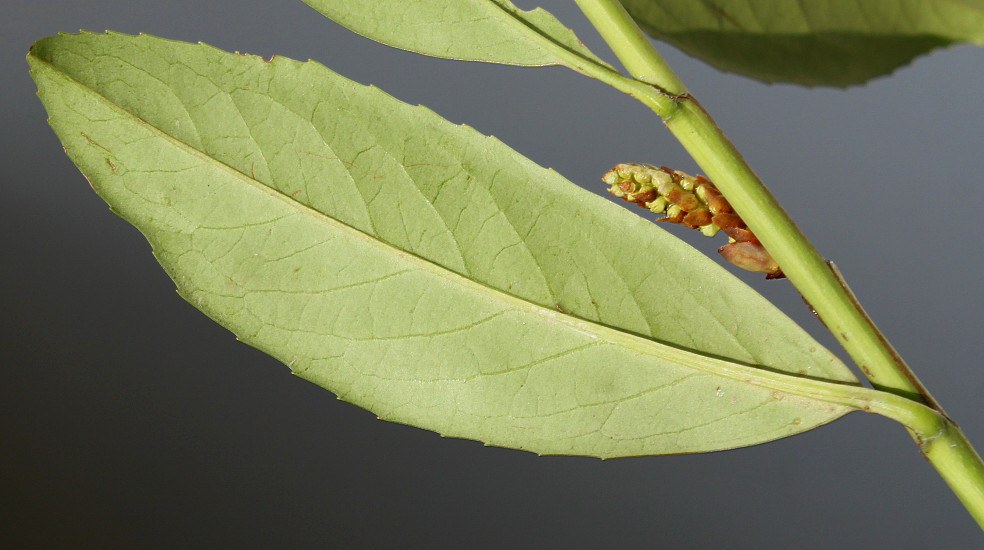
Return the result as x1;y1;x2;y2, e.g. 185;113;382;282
700;224;720;237
645;196;669;213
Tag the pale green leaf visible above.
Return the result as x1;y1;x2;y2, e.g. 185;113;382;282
300;0;613;69
622;0;984;86
30;32;858;457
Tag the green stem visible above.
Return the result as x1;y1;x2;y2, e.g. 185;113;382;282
926;420;984;527
575;0;984;528
663;100;937;405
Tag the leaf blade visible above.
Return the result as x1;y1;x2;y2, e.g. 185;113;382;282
30;32;858;456
300;0;613;69
622;0;984;86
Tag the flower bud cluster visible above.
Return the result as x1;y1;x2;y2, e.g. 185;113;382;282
603;163;784;279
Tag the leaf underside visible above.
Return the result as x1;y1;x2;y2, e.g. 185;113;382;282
622;0;984;86
30;32;858;457
300;0;612;69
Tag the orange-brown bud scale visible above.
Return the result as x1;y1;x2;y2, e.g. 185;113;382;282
682;209;713;228
602;163;784;279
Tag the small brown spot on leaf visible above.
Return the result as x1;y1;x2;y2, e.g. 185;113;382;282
81;132;111;153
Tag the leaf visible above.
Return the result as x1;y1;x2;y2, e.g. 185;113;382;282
621;0;984;86
300;0;613;69
30;31;859;457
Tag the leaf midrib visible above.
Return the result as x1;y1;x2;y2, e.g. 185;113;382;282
479;0;616;70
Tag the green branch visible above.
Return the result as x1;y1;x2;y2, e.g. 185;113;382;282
575;0;984;528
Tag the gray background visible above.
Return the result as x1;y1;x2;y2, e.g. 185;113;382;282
4;1;983;548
